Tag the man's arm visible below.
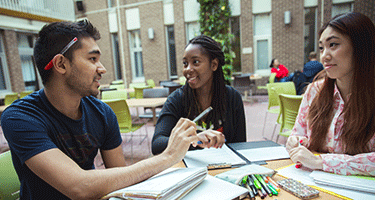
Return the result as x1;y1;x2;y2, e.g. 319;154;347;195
100;145;126;168
25;118;198;200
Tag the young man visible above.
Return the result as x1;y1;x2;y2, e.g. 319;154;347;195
303;52;324;83
1;20;199;199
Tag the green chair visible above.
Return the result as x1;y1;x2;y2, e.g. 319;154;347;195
109;84;125;90
128;82;147;98
257;73;276;90
0;151;20;200
179;76;186;85
261;82;296;139
111;80;124;85
134;85;152;99
101;89;127;100
146;79;155;88
102;99;147;163
4;93;19;106
19;90;33;99
273;94;303;143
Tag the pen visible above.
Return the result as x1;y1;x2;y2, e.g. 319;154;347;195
251;175;266;199
267;183;279;195
295;139;303;168
193;106;213;123
255;174;272;196
266;176;280;189
247;176;258;196
242;176;255;199
193;107;213;145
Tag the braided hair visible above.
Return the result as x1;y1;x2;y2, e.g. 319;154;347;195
182;35;227;129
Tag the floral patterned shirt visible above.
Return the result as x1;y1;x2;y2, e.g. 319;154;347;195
291;80;375;176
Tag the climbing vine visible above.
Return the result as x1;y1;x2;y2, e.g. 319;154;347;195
198;0;235;85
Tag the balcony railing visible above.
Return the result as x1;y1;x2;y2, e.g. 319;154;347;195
0;0;75;22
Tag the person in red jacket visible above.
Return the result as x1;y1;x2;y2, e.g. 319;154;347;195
270;58;291;82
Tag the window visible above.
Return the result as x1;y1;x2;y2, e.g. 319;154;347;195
129;30;144;82
166;25;177;78
186;22;200;43
304;7;317;64
253;14;272;75
230;17;241;72
111;33;122;80
332;3;353;17
107;0;116;8
0;34;11;93
18;33;39;91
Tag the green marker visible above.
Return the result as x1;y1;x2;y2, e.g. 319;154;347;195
267;183;279;195
255;174;272;197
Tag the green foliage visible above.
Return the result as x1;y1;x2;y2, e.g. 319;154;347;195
198;0;234;85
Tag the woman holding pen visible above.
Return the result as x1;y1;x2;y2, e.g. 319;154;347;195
152;35;246;155
286;12;375;176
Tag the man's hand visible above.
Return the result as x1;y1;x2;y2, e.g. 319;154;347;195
163;118;198;163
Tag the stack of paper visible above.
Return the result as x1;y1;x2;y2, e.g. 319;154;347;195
310;171;375;194
102;167;207;200
183;144;247;168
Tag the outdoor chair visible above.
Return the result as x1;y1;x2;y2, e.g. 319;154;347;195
0;151;20;200
109;84;125;90
102;99;148;164
134;85;152;99
146;79;155;88
139;88;169;119
4;93;19;106
101;89;127;100
257;73;276;90
128;82;147;98
111;80;124;85
19;90;33;99
272;94;303;143
261;82;296;140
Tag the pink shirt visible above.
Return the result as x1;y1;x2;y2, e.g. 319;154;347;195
291;80;375;176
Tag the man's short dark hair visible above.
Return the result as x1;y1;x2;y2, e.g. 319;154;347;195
33;20;100;85
309;52;317;59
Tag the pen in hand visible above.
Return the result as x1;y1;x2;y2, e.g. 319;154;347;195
295;139;303;168
192;107;213;145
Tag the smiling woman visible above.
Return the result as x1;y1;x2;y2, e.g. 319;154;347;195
152;35;247;155
286;12;375;176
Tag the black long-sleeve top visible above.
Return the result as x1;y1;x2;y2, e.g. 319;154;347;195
151;85;246;155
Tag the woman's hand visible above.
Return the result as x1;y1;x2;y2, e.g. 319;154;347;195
196;130;226;149
286;136;308;153
288;146;323;170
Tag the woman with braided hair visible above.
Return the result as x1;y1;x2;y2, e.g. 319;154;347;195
152;35;246;155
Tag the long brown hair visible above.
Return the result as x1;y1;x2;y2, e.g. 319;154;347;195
308;12;375;155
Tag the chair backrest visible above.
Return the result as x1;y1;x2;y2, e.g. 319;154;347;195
4;93;19;106
278;94;303;132
111;80;124;85
109;84;125;90
269;73;277;84
0;151;20;200
19;90;33;99
179;76;186;85
143;88;169;98
102;99;132;130
134;86;152;99
129;82;146;89
266;82;296;110
101;89;127;100
146;79;155;88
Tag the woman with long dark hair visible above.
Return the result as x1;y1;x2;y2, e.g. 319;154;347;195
286;12;375;176
152;35;246;155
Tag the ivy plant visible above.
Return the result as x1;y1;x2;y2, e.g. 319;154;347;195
198;0;234;85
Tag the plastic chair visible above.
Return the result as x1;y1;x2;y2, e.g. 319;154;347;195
273;94;303;143
102;99;147;163
134;85;152;99
139;88;169;119
19;90;33;99
0;151;20;200
179;76;186;85
146;79;155;88
101;89;127;100
257;73;276;90
261;82;296;139
109;84;125;90
128;83;147;98
4;93;19;106
111;80;124;85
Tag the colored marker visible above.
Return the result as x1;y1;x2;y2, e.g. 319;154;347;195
255;174;272;196
251;175;267;199
267;183;279;195
247;176;258;196
266;176;279;188
242;176;255;199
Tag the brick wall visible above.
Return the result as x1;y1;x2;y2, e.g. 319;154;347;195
173;0;187;79
240;0;253;74
3;30;24;93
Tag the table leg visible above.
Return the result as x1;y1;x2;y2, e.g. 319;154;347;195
152;107;157;126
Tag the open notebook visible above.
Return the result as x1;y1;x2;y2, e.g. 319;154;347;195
101;167;207;200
